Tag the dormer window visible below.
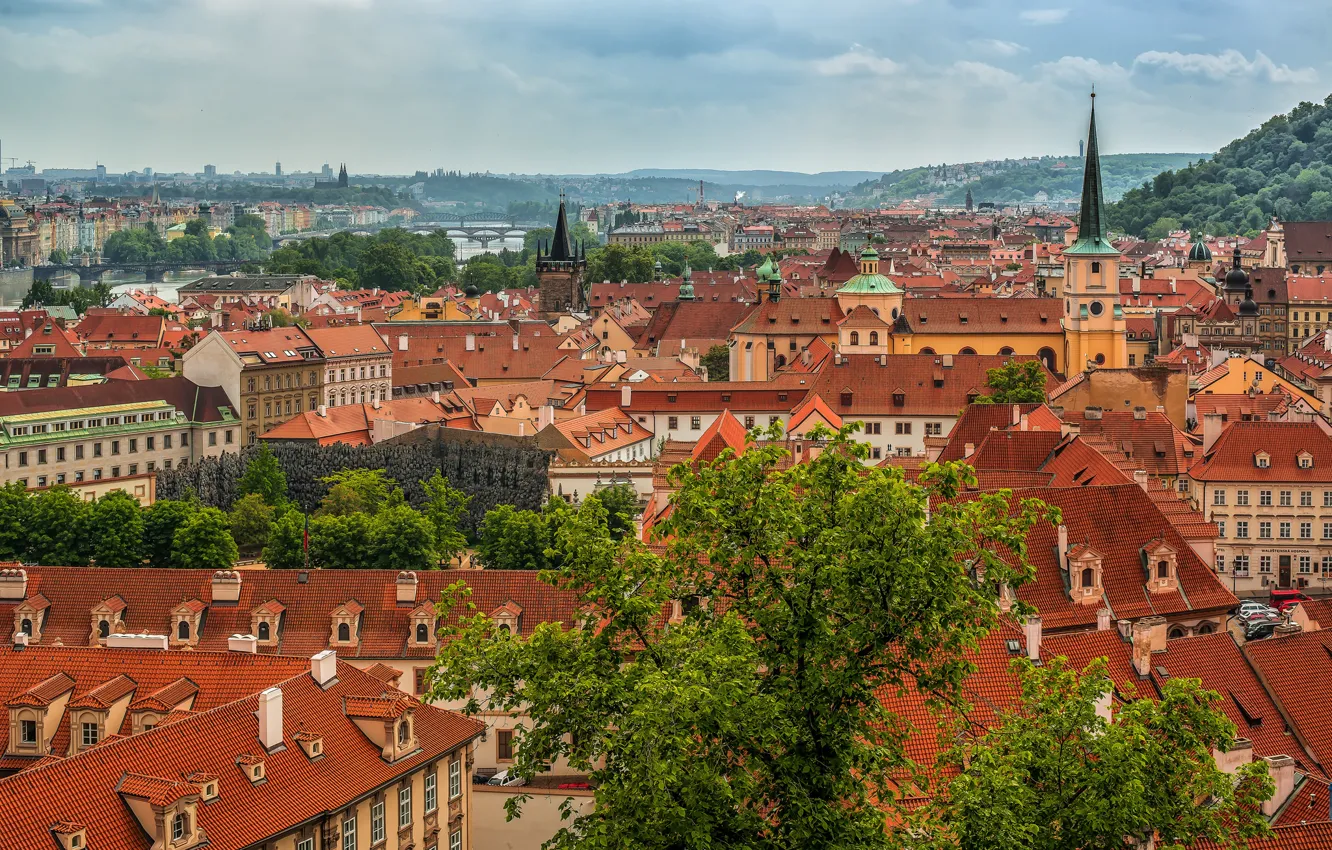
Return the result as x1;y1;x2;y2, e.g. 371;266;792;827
251;600;284;646
338;623;351;642
1255;451;1271;469
1298;451;1314;469
178;621;190;641
257;622;270;641
490;601;522;637
172;812;190;842
330;601;363;648
398;719;411;747
237;755;266;784
1142;539;1179;594
98;620;110;639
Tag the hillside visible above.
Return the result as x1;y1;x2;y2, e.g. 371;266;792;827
1109;96;1332;237
620;168;882;187
845;153;1204;208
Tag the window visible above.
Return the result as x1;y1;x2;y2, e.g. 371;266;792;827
258;621;270;641
1324;556;1332;574
871;447;881;459
1325;522;1332;539
1300;555;1313;573
226;430;234;444
1280;490;1292;507
690;416;701;431
398;719;411;746
449;759;462;800
450;830;462;850
20;719;36;743
337;622;350;642
1280;522;1291;539
1157;560;1169;579
667;416;678;430
1216;521;1225;539
75;445;83;460
178;620;190;640
371;801;386;844
16;452;25;467
1259;521;1272;539
342;816;356;850
129;438;137;453
1256;455;1270;469
1236;521;1249;539
1301;490;1313;507
1301;522;1313;539
1236;489;1249;506
111;440;121;455
1216;553;1225;572
208;432;217;447
1260;555;1272;573
172;813;188;842
180;432;189;447
1213;489;1226;506
895;422;911;435
1260;490;1272;506
497;729;514;760
297;840;314;850
1325;490;1332;508
56;447;65;463
399;785;412;829
1234;554;1250;575
744;416;755;428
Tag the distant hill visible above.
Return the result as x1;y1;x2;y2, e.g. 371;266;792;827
845;153;1206;209
1109;96;1332;238
620;169;883;187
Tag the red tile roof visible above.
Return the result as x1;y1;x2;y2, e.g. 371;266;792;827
216;327;321;365
635;300;754;354
1061;409;1197;478
1246;629;1332;772
304;324;388;360
899;297;1063;335
1195;823;1332;850
0;376;233;423
807;354;1058;418
731;296;845;335
1190;422;1332;482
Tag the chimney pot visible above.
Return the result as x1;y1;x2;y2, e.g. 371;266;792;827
311;649;336;686
1056;524;1069;572
1263;755;1296;817
1096;607;1112;631
395;570;418;605
228;634;258;653
258;687;283;752
1023;615;1042;661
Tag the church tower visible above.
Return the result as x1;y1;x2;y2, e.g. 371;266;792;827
1062;93;1127;373
536;196;587;319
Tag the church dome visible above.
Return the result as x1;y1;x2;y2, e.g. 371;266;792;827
1188;239;1211;262
1224;246;1248;291
1239;286;1258;317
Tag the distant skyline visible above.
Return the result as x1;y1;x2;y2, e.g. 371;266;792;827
2;0;1328;176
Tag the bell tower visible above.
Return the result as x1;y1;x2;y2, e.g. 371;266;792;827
536;194;588;319
1062;92;1127;372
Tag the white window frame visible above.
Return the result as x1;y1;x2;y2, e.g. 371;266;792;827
342;816;356;850
449;759;462;800
399;785;412;829
425;771;438;813
450;830;462;850
371;801;385;843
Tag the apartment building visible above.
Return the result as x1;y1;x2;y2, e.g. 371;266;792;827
1187;420;1332;597
308;324;394;407
182;327;324;445
0;377;236;488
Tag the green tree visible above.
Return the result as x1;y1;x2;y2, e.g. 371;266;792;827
238;443;288;507
430;425;1055;849
48;248;69;265
103;226;166;263
170;507;239;570
935;658;1273;850
84;490;145;568
460;254;516;293
309;512;373;569
142;499;196;569
229;493;275;553
317;468;392;516
700;344;730;382
262;507;308;570
25;486;91;565
975;360;1048;404
422;473;471;564
475;503;551;570
584;243;654;283
22;279;57;309
584;484;637;541
369;503;436;570
0;482;31;559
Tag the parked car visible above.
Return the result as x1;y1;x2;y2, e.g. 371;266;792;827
1245;620;1278;641
1270;589;1312;613
1237;602;1280;623
486;769;527;787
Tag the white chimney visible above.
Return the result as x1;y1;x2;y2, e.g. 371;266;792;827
317;404;328;418
1011;404;1021;426
1133;470;1150;492
0;568;27;601
1215;738;1253;776
1096;607;1112;631
1262;755;1296;817
538;404;556;430
431;390;440;404
106;633;169;650
1056;524;1069;572
621;384;632;408
963;442;975;458
228;634;258;654
465;334;476;352
512;334;519;351
518;421;525;436
397;334;408;352
372;398;381;410
1202;412;1225;453
1023;615;1042;661
1019;413;1029;431
13;632;28;647
258;687;283;751
396;570;418;605
311;649;337;686
1131;278;1140;294
210;570;242;604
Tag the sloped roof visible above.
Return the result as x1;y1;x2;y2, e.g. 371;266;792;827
1190;421;1332;482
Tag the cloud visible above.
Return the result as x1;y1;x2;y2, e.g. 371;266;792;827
1019;8;1068;25
813;44;899;76
1037;56;1131;85
1134;49;1316;84
971;38;1028;57
950;61;1020;87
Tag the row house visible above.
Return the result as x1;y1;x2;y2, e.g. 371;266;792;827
307;325;394;408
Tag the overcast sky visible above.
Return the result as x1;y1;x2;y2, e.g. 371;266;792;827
2;0;1329;175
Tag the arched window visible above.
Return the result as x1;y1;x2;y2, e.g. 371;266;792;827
1081;567;1094;589
498;623;511;635
172;813;189;842
849;331;860;345
416;623;429;643
1196;622;1216;635
1157;560;1169;579
959;347;977;355
337;622;351;642
257;621;270;641
999;347;1015;356
98;620;109;638
1091;261;1101;273
1168;626;1187;639
398;719;411;746
1038;347;1057;370
1094;352;1106;365
20;618;31;636
869;331;879;345
919;347;935;355
177;620;190;640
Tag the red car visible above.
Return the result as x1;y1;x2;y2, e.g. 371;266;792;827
1269;589;1312;613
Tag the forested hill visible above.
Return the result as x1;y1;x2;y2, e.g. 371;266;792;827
1109;96;1332;238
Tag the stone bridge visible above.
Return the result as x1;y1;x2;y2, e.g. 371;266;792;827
32;260;246;284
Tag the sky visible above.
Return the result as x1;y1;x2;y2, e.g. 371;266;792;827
2;0;1330;176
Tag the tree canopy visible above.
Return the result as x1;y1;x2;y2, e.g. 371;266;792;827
264;228;456;292
975;360;1048;405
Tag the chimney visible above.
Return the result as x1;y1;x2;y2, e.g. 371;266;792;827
1131;619;1153;676
1011;404;1021;426
1023;615;1042;661
1096;607;1112;631
1214;738;1253;776
1262;755;1296;817
538;404;556;429
1083;406;1102;420
397;334;408;352
465;334;476;352
106;634;169;650
512;334;519;351
518;421;525;436
13;633;28;648
963;442;975;459
1133;406;1147;420
1019;413;1029;431
431;390;440;404
258;687;283;752
0;568;27;601
317;404;328;417
311;649;337;686
210;571;242;605
621;384;632;408
1056;524;1068;572
1182;331;1198;348
942;354;953;368
1133;470;1150;492
1131;278;1140;294
228;634;258;653
1093;685;1112;722
1202;412;1225;453
395;571;418;605
372;398;380;410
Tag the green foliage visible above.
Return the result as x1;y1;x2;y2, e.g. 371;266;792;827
430;425;1057;849
170;507;239;570
229;493;275;552
0;482;31;559
48;248;68;265
475;503;555;570
1109;96;1332;236
84;490;145;568
975;360;1048;404
142;499;196;569
309;512;374;569
318;468;392;516
932;658;1273;850
22;279;112;314
262;507;308;570
238;443;288;507
24;487;91;565
422;473;471;564
700;344;730;382
264;228;455;291
584;483;638;541
369;503;437;570
103;220;267;264
584;243;655;283
460;253;523;294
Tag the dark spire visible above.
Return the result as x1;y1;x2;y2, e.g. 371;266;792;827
548;193;574;262
1076;91;1106;244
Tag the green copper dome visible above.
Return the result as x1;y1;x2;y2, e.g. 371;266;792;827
756;256;775;280
1188;239;1212;262
836;272;901;295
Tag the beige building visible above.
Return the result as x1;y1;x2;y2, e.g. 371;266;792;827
1187;420;1332;597
308;325;394;407
0;377;236;489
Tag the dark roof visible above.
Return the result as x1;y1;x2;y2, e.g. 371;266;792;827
178;276;307;293
1283;222;1332;263
1076;96;1106;243
0;376;232;422
0;356;130;389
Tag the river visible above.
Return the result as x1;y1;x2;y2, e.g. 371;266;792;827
32;269;211;306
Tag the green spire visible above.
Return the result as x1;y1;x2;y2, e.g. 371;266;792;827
1067;92;1117;256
